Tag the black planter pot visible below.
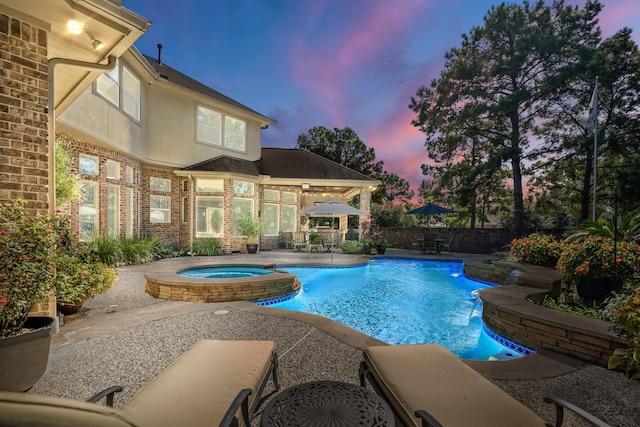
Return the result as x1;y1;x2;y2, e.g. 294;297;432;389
576;277;622;303
0;316;54;391
376;246;386;255
246;243;259;254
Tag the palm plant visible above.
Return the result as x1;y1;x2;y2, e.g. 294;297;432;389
564;208;640;243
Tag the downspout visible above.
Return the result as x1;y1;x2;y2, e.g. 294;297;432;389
47;55;118;213
189;174;194;252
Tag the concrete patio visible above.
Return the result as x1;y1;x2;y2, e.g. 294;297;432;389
31;250;640;426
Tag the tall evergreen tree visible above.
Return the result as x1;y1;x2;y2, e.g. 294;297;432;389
410;0;601;235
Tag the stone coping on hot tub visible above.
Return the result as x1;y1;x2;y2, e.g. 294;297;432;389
144;257;369;303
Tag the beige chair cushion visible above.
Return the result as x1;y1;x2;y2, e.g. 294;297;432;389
0;391;135;427
364;344;547;427
120;340;276;427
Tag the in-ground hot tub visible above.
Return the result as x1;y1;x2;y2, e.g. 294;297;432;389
145;263;299;303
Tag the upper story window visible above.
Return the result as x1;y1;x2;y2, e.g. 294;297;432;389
79;155;99;176
124;165;134;184
264;189;280;201
95;60;141;122
150;177;171;192
196;106;221;146
196;105;246;152
283;192;297;203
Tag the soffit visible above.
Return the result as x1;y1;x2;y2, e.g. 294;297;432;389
1;0;151;113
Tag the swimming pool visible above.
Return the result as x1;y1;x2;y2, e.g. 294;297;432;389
260;258;534;360
178;265;275;279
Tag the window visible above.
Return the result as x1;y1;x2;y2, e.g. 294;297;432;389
96;65;119;106
196;197;223;237
196;105;245;151
263;203;279;236
182;197;189;223
122;66;141;120
150;195;171;223
283;192;297;203
233;180;253;195
125;165;134;184
106;160;120;180
224;116;246;151
79;155;98;176
150;177;171;192
282;205;296;232
196;178;224;192
264;189;280;201
80;180;98;240
95;61;141;121
182;180;188;192
232;198;253;236
107;185;120;237
196;106;221;146
124;188;134;238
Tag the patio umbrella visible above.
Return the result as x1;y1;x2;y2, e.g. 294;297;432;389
301;200;368;261
405;203;457;228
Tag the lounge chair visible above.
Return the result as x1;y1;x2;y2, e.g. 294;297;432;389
359;344;610;427
438;236;454;253
0;340;279;427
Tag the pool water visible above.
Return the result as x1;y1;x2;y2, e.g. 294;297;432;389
178;266;274;279
267;259;532;360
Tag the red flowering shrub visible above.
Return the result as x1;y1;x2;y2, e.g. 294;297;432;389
509;233;561;267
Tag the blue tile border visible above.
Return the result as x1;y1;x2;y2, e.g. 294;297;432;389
276;263;368;270
465;275;500;287
254;290;300;306
482;323;537;356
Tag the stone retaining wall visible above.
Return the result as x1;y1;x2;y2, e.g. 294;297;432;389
145;271;297;303
480;285;628;367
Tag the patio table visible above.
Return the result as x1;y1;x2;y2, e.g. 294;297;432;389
260;380;395;426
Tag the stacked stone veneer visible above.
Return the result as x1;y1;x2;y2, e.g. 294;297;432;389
0;13;49;212
474;282;628;368
145;270;298;303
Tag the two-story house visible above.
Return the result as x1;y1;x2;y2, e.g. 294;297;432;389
1;0;378;254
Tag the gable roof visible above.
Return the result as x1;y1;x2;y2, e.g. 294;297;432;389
142;54;275;126
182;148;377;182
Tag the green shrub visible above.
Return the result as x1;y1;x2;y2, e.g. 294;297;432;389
308;232;323;245
55;252;117;304
191;239;223;256
85;232;124;266
340;240;364;254
609;286;640;381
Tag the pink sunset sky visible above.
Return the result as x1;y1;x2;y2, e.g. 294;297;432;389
130;0;640;201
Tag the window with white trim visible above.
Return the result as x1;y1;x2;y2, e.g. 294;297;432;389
263;203;279;236
263;189;280;201
106;160;120;180
283;192;297;203
232;198;253;237
196;197;223;237
224;116;246;151
79;155;99;176
196;178;224;192
125;165;134;184
196;106;221;146
122;66;141;120
282;205;296;232
150;195;171;223
124;188;134;238
233;180;253;195
150;177;171;192
196;105;246;151
95;61;141;121
80;180;98;240
107;185;120;237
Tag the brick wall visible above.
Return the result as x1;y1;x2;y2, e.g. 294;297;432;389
0;13;49;213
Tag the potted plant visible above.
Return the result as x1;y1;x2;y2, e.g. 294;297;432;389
237;216;262;254
370;226;387;254
55;249;118;315
557;236;639;303
0;200;62;391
